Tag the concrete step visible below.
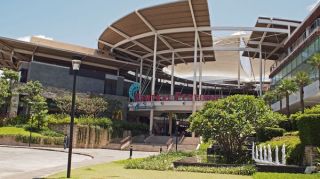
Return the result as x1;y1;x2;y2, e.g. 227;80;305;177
144;135;171;145
129;143;169;152
180;137;200;145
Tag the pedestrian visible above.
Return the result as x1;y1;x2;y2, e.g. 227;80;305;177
64;134;68;150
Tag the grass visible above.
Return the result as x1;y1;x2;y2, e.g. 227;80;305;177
0;127;42;137
253;172;320;179
48;161;251;179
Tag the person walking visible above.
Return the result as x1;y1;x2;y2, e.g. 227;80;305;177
64;134;69;150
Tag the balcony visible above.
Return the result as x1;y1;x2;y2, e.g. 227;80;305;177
129;94;224;112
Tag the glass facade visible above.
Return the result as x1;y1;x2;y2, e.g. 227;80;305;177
271;37;320;87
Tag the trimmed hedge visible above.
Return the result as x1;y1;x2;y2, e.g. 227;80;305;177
297;114;320;146
257;127;285;142
262;135;303;165
176;165;256;176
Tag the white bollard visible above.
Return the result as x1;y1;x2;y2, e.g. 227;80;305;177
268;144;272;163
275;145;280;165
282;144;286;165
263;145;267;161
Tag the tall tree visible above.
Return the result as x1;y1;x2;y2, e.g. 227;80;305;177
294;71;311;113
18;81;45;118
189;95;285;163
262;90;277;106
0;68;19;115
277;79;298;117
308;52;320;89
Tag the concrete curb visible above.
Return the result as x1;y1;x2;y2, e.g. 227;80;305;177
0;145;94;159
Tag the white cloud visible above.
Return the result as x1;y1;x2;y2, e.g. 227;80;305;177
17;35;53;42
307;0;320;12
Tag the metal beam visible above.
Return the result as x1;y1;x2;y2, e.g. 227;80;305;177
135;10;186;64
110;26;289;50
109;26;170;63
146;46;260;60
247;41;283;47
257;18;300;27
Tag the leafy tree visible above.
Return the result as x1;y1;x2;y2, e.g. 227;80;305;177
29;95;48;130
77;96;108;117
308;52;320;89
262;90;276;106
18;81;48;129
294;71;311;113
0;79;9;108
276;79;298;117
0;68;19;115
55;95;108;117
189;95;285;163
55;95;73;114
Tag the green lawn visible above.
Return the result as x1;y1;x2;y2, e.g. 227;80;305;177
253;172;320;179
48;162;251;179
0;127;42;136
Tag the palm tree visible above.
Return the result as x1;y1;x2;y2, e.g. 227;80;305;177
308;52;320;89
262;90;276;107
277;79;298;117
294;71;311;113
275;87;285;112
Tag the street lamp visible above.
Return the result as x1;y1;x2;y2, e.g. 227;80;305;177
67;58;81;178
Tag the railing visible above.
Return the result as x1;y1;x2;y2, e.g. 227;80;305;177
133;93;224;102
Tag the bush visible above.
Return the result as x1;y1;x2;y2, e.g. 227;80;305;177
47;114;112;130
40;128;64;137
256;127;285;142
112;120;148;137
124;152;194;171
176;165;256;176
15;134;41;144
262;135;304;165
6;115;29;126
297;114;320;146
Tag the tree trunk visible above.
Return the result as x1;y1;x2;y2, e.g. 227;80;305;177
300;86;305;113
286;93;290;117
318;68;320;90
280;97;283;112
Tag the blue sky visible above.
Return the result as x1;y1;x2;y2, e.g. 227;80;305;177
0;0;319;48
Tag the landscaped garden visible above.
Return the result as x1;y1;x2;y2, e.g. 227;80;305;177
0;68;148;147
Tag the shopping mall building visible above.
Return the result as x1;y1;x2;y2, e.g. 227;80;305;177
0;0;319;136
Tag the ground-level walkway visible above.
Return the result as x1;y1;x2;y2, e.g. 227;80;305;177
0;145;156;179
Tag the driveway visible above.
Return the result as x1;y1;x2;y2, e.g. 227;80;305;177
0;146;157;179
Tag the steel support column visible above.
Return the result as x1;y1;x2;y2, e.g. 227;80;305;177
139;58;143;95
170;52;175;97
192;31;198;113
259;44;263;96
199;51;203;95
149;34;158;135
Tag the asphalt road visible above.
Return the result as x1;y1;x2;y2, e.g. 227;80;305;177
0;146;156;179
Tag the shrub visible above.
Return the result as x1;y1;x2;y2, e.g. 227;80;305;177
262;135;303;165
176;165;256;176
15;134;41;144
124;152;194;171
112;120;148;137
256;127;285;142
297;114;320;146
40;128;64;137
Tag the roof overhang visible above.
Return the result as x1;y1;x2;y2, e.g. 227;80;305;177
98;0;215;68
242;17;301;60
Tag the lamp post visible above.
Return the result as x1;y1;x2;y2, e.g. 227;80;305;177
66;59;81;178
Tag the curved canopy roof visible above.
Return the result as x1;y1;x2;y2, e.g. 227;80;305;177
98;0;215;68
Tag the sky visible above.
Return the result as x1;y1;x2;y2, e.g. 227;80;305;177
0;0;319;48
